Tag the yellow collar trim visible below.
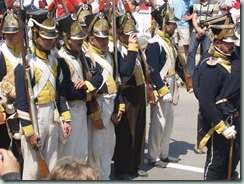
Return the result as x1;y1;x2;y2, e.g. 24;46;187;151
6;40;22;57
88;44;107;58
118;40;128;48
108;35;113;42
209;47;228;61
34;47;48;61
156;30;171;46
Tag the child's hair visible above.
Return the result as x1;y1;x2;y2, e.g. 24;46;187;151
49;156;101;180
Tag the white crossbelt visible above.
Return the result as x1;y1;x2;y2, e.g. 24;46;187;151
154;34;175;78
0;43;22;69
117;44;143;86
91;52;114;92
58;49;84;82
30;54;56;99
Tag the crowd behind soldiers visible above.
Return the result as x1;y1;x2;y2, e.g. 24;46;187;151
0;0;240;181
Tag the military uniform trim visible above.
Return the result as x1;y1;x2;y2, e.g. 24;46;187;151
209;47;231;73
216;98;228;105
22;124;34;137
128;42;138;52
157;85;170;97
213;120;226;134
87;45;117;94
218;61;231;73
155;30;176;76
119;103;125;112
89;110;101;121
153;90;158;97
196;120;226;152
118;41;145;88
196;127;215;152
61;111;71;122
5;40;22;58
85;80;96;92
0;104;4;112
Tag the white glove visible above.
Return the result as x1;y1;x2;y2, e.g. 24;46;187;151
163;93;172;103
221;125;236;139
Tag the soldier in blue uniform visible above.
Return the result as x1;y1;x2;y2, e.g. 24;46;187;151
193;13;239;180
56;8;103;161
84;2;124;179
0;3;25;175
14;8;72;179
145;3;180;168
113;2;148;180
75;0;93;52
214;29;240;180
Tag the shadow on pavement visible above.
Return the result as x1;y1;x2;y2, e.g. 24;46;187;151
169;138;205;157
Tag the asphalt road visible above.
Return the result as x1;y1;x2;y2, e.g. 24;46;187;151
110;85;241;181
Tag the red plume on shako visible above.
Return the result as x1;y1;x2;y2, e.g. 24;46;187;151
124;1;130;13
6;0;12;9
47;1;56;18
39;0;46;9
99;0;105;12
66;1;77;20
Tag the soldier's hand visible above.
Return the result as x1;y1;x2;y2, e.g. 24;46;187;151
196;27;205;36
26;134;40;149
111;111;123;125
63;121;72;137
117;111;123;122
162;93;172;103
73;79;86;89
221;125;236;139
128;33;138;44
92;119;105;130
148;98;157;105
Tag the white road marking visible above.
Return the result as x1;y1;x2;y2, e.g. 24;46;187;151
166;163;204;173
145;158;204;174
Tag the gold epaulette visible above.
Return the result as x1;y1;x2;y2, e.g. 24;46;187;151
216;98;228;105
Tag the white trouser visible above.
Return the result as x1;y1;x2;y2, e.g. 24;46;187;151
21;102;58;180
88;94;116;180
58;101;88;161
148;75;175;162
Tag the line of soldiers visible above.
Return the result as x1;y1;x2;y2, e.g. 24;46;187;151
0;0;240;181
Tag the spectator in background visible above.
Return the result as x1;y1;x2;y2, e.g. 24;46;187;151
127;0;146;38
49;156;101;180
170;0;195;58
23;0;39;10
0;150;101;181
0;0;6;15
53;0;81;17
186;0;219;92
0;148;21;180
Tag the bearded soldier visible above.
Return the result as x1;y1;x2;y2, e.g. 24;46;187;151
145;4;180;168
193;13;239;180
